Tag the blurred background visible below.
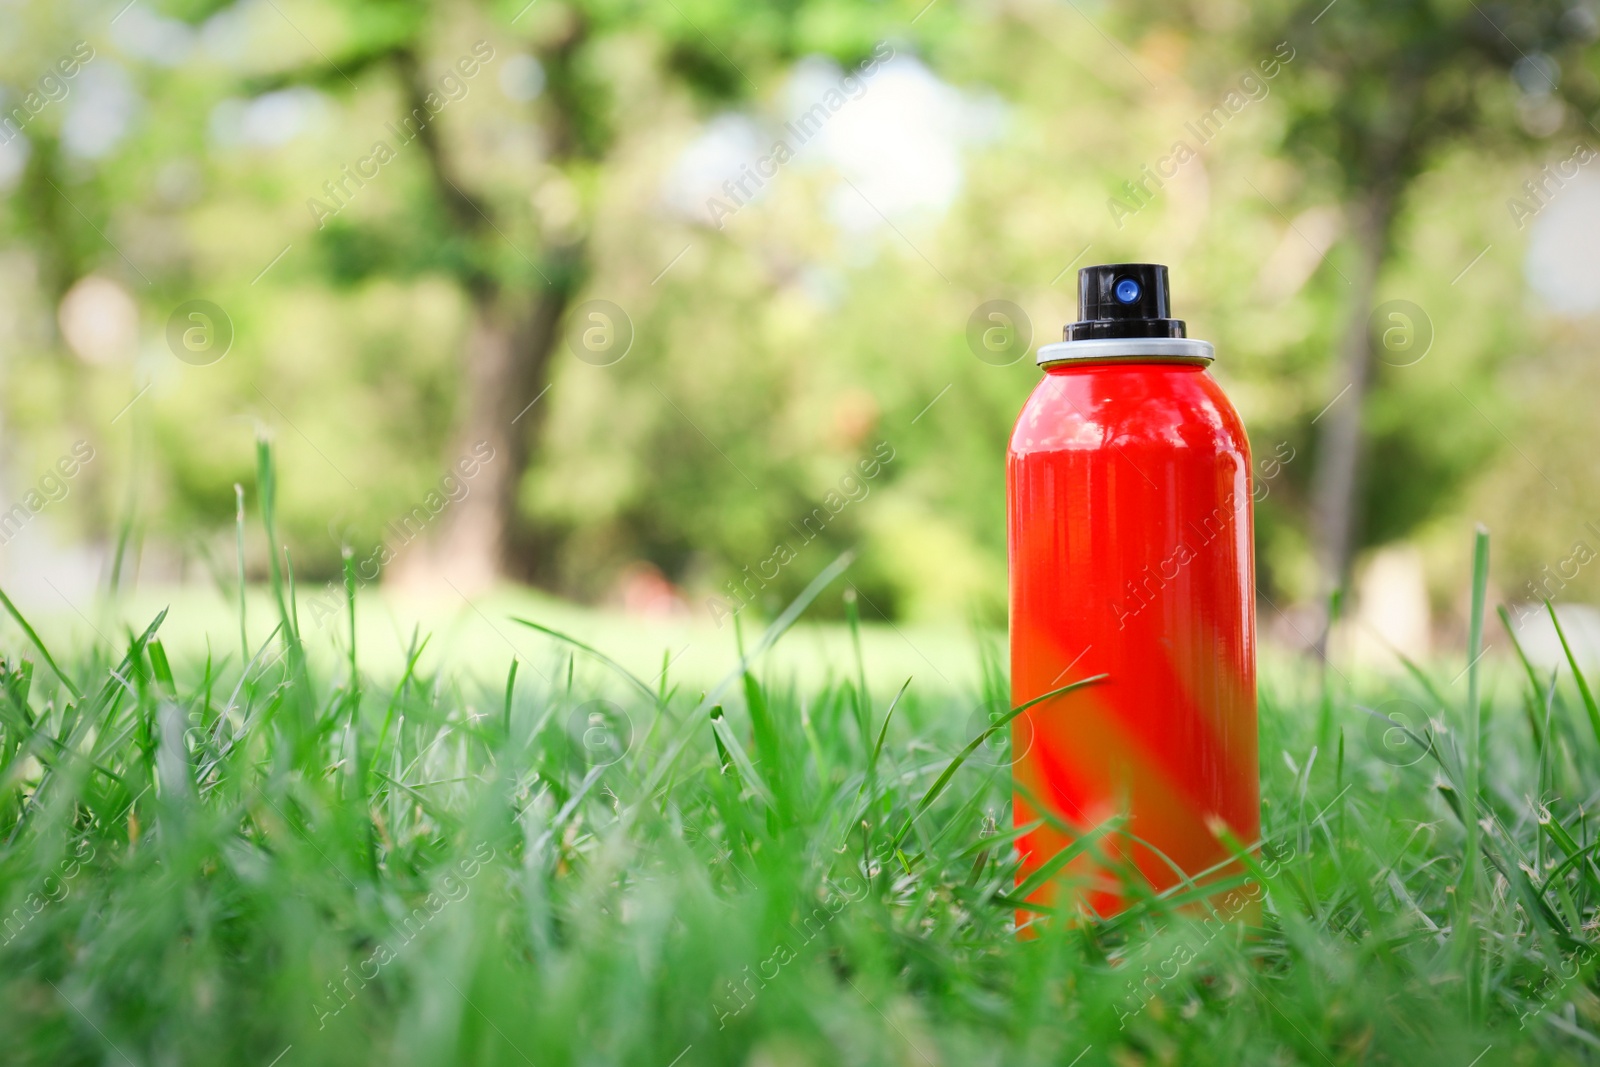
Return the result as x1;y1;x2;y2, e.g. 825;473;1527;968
3;0;1600;685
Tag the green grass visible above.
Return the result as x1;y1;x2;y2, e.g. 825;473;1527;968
4;452;1600;1066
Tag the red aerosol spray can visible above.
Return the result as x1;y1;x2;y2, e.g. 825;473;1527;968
1008;263;1258;920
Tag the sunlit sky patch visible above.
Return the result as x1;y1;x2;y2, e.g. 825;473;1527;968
1526;171;1600;316
663;53;1004;234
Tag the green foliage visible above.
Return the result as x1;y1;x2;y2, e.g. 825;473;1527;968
1113;0;1600;593
1;0;1598;621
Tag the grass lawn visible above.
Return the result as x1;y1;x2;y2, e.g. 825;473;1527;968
3;493;1599;1064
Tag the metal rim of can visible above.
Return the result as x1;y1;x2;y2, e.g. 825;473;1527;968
1035;337;1215;367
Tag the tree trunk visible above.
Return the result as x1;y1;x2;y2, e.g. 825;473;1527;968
386;45;587;592
1310;189;1393;654
427;259;579;591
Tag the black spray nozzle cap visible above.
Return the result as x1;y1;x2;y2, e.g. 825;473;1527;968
1066;263;1187;340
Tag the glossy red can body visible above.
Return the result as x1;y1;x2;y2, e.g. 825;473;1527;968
1008;357;1258;920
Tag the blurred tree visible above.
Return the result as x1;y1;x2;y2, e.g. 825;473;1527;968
10;0;1595;632
1241;0;1598;644
233;0;909;590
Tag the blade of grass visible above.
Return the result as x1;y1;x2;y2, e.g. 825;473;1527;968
16;609;168;840
284;545;301;645
1499;605;1549;752
845;587;871;755
1317;586;1343;744
511;618;657;705
1012;817;1123;901
342;546;358;693
1004;778;1175;922
1539;839;1600;898
733;615;784;819
503;657;519;737
955;818;1045;860
1355;703;1436;772
709;709;773;807
234;483;248;664
1540;814;1600;900
0;585;82;700
373;629;429;779
254;438;313;751
638;551;856;801
1546;600;1600;750
1460;527;1489;921
146;637;176;700
107;431;140;597
194;623;288;791
858;677;911;803
890;674;1107;850
255;437;292;650
708;705;740;788
1392;647;1452;715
